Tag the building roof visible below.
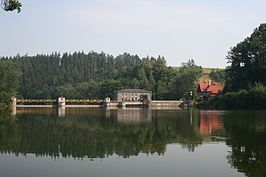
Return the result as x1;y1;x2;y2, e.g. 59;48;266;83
198;82;223;94
199;82;209;92
117;89;152;93
207;84;223;94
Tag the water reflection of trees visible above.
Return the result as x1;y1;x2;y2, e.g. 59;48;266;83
224;111;266;177
0;109;225;159
3;109;266;176
0;110;19;153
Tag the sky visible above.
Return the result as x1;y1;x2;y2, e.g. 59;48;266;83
0;0;266;68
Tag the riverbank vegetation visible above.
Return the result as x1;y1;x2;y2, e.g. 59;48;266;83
198;83;266;109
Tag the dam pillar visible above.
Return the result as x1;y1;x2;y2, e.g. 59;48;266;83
11;96;17;116
105;97;111;108
58;96;66;108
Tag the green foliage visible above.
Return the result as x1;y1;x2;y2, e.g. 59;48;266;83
1;0;21;13
209;69;225;83
99;79;122;99
0;60;21;105
170;59;203;99
225;23;266;91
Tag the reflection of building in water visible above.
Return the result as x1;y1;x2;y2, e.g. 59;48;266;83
58;107;65;117
117;109;152;124
105;108;111;118
199;111;223;135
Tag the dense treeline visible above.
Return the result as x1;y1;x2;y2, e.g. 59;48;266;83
0;52;202;101
0;60;20;106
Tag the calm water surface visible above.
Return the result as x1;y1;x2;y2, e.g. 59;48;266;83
0;108;266;177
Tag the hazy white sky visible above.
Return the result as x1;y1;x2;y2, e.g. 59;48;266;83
0;0;265;67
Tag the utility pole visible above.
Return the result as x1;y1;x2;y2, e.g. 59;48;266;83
189;91;193;105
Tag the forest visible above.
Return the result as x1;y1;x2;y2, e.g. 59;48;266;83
0;52;202;105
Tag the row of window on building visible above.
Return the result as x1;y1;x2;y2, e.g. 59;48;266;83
121;96;138;101
117;89;152;102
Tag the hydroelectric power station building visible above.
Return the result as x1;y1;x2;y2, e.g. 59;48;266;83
116;89;152;102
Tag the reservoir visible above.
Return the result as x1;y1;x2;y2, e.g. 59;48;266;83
0;108;265;177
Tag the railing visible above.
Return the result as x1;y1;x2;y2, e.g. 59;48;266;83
16;99;104;103
66;99;104;103
17;99;56;103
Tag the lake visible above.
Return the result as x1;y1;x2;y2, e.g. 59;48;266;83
0;108;265;177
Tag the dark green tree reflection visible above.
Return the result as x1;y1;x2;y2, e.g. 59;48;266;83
0;110;19;153
0;108;221;158
224;111;266;177
2;109;266;177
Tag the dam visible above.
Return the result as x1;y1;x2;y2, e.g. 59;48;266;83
11;96;183;116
